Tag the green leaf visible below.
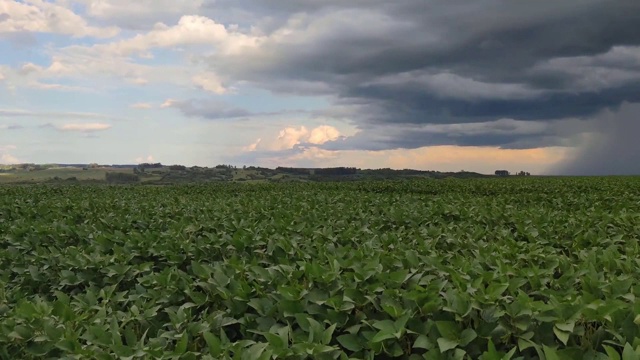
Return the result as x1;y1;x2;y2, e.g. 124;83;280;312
555;321;575;333
243;342;269;360
553;327;571;346
175;332;188;355
394;312;412;332
262;332;285;350
622;343;639;360
487;282;510;298
604;345;622;360
337;334;362;352
322;323;337;345
307;317;325;344
371;331;396;343
372;320;396;334
276;326;289;348
44;322;63;342
11;325;33;340
204;332;222;356
435;321;460;340
55;339;77;353
480;339;500;360
191;262;209;278
460;328;477;346
543;345;561;360
437;337;459;353
413;335;432;350
504;347;518;360
25;342;53;356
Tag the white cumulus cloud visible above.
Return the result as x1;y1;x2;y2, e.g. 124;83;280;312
76;0;203;29
91;15;262;58
135;155;155;163
192;72;227;94
130;102;153;109
160;99;179;108
0;0;119;38
58;123;112;132
308;125;341;144
1;153;21;164
0;145;20;164
246;125;343;152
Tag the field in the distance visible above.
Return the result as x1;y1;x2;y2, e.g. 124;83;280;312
1;178;639;359
0;167;137;184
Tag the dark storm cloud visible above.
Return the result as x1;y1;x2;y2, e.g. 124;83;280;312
345;81;640;125
548;102;640;175
318;118;586;151
203;0;640;173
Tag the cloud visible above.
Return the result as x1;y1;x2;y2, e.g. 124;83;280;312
19;62;43;75
130;102;153;109
245;125;343;152
0;153;21;164
13;52;184;90
86;15;261;58
6;47;198;93
274;126;309;150
2;1;639;173
128;77;149;85
56;123;112;132
161;98;253;119
0;124;23;130
1;14;248;92
0;108;123;121
27;81;91;92
76;0;204;29
0;145;17;152
4;13;257;93
160;99;178;109
195;0;640;173
192;72;227;94
243;138;261;152
364;71;544;101
530;46;640;92
317;118;585;151
308;125;341;144
549;102;640;175
0;145;20;164
135;155;155;163
0;0;119;37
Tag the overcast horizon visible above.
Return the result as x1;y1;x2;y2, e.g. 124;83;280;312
1;1;639;175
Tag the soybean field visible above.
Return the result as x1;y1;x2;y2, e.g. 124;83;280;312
1;178;640;359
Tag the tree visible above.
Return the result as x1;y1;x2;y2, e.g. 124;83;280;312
105;172;140;183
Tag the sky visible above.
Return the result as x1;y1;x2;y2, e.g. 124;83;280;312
1;0;639;175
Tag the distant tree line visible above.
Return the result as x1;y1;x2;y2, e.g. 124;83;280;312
277;167;358;176
138;162;163;168
314;167;358;175
105;172;140;183
495;170;531;176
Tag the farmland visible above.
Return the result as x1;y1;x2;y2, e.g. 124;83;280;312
1;178;640;359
